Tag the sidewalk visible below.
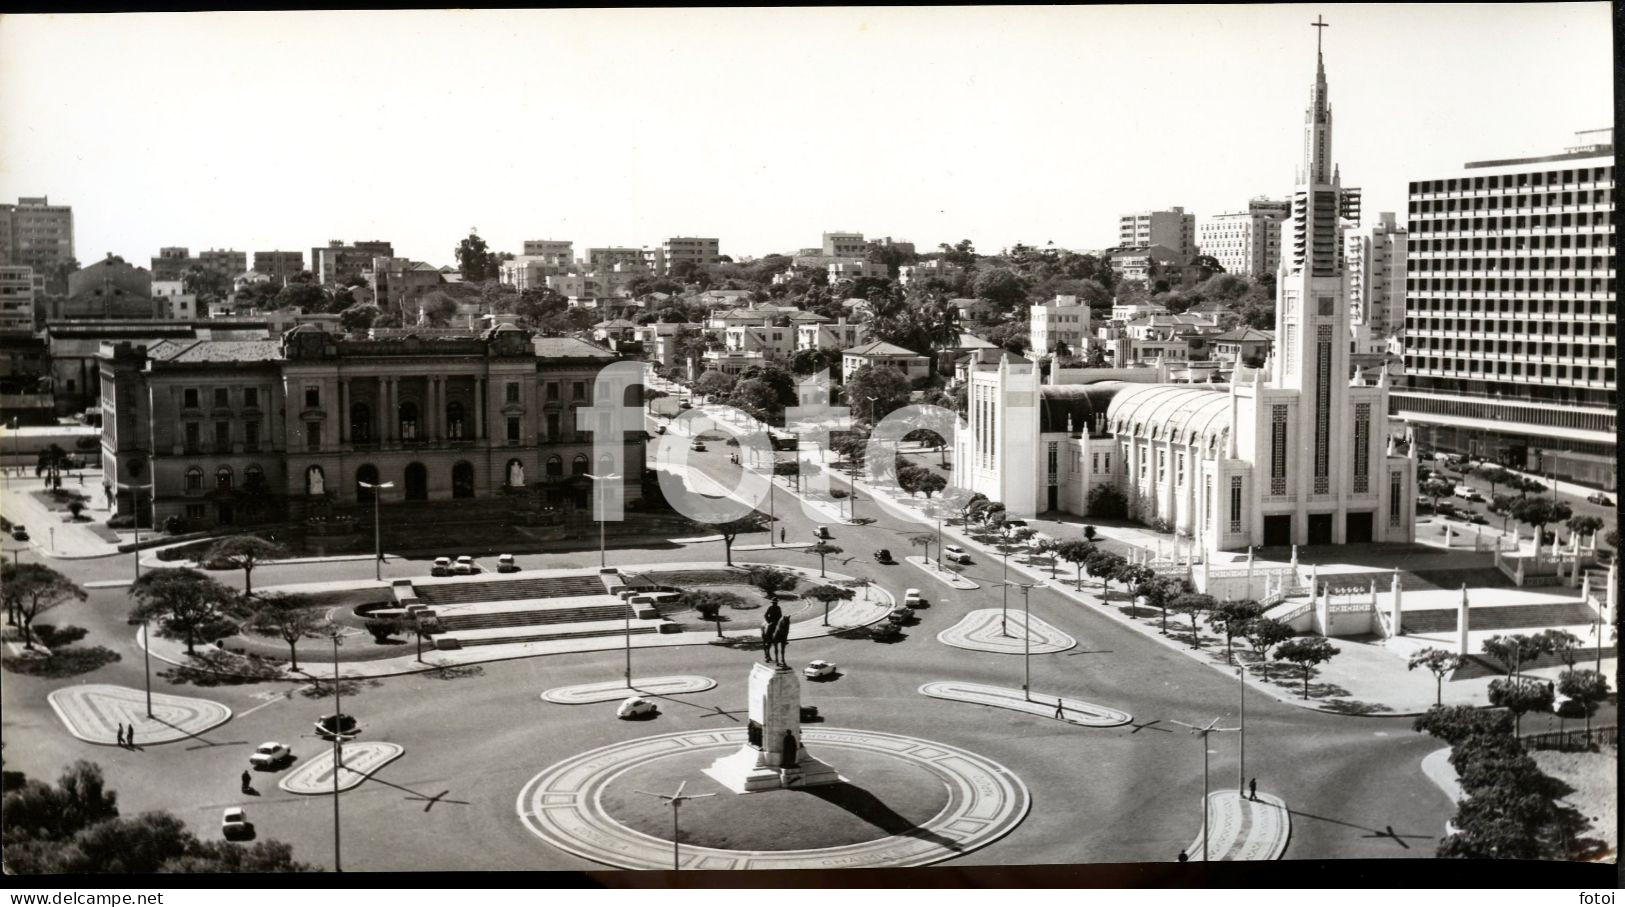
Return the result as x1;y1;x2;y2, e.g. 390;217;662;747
0;469;127;559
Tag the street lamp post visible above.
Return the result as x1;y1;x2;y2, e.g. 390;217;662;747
1171;717;1239;862
358;481;394;582
585;471;626;685
1003;581;1036;700
637;781;714;871
142;619;153;718
1237;664;1246;796
999;527;1013;637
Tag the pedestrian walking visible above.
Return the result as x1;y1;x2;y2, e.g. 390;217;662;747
1248;777;1257;802
1054;699;1065;720
125;726;134;748
241;770;252;793
780;527;786;543
115;724;125;747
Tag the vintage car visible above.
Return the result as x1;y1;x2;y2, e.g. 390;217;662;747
804;659;838;679
497;554;519;573
431;556;453;576
616;696;658;719
221;807;253;840
248;742;291;768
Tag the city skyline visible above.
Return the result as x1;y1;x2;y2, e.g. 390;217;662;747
0;5;1610;268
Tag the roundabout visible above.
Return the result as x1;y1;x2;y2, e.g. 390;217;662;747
516;726;1028;870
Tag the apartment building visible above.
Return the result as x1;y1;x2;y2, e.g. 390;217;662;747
0;197;75;283
1029;295;1092;356
521;240;574;269
313;240;394;286
1118;207;1196;262
661;237;720;273
253;251;305;284
1344;212;1407;354
1394;128;1616;490
0;265;36;334
822;232;868;258
1199;198;1290;276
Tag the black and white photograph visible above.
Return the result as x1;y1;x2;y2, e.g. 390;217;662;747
0;4;1615;889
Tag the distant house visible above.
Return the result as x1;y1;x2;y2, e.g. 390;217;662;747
697;289;755;308
841;340;930;384
1209;326;1273;364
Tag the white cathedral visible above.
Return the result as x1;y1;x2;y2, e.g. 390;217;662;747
952;34;1418;552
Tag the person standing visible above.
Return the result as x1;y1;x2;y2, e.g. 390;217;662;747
241;770;253;793
1248;777;1257;802
780;527;786;543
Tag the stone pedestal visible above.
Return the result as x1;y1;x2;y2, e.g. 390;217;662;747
704;662;839;793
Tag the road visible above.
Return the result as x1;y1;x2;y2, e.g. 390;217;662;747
0;435;1458;870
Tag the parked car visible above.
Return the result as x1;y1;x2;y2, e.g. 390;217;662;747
431;557;452;577
248;742;291;769
221;807;253;841
874;548;893;564
1455;487;1485;503
903;588;926;607
1467;513;1489;526
10;525;28;542
871;621;902;640
496;554;518;573
455;555;477;575
814;525;833;540
1586;493;1613;506
314;713;358;741
942;545;972;564
888;606;914;624
804;659;838;679
799;705;820;721
616;696;657;719
690;440;707;452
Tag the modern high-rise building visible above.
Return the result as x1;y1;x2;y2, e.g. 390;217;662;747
253;251;305;284
661;237;720;273
312;240;393;286
1393;128;1616;490
821;232;867;258
0;197;75;284
1198;198;1289;276
0;265;36;334
1118;207;1196;263
195;249;248;281
520;240;574;270
584;247;646;273
1344;212;1407;353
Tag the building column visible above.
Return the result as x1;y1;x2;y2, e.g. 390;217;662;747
476;378;486;440
431;377;443;441
383;378;396;444
1389;567;1403;637
1456;583;1471;656
338;378;349;445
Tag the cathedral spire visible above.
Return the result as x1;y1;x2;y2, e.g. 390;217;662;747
1303;15;1334;185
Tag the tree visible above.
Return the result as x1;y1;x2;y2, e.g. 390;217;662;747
1141;573;1190;633
1487;677;1553;736
273;282;329;313
202;535;289;597
1473;465;1515;499
245;593;329;672
160;839;315;873
1054;539;1095;590
806;584;854;626
1273;637;1340;699
1086;483;1128;520
913;471;947;500
789;348;841;377
1509;497;1571;560
730;378;782;424
129;568;239;656
1082;525;1098;543
1244;617;1294;675
1;760;118;843
678;589;744;638
747;566;798;605
1565;515;1604;545
1206;599;1264;664
339;302;380;334
1170;592;1215;646
1539;629;1582;672
1115;562;1154;619
2;563;86;650
1421;475;1456;513
1556;668;1610;737
1412;704;1512;745
34;443;70;491
972;267;1029;309
1489;494;1517;532
1084;550;1124;598
908;533;935;565
363;615;404;643
692;369;736;400
711;513;770;567
454;231;498;282
807;541;843;578
1480;633;1549;680
844;364;912;422
1407;647;1463;707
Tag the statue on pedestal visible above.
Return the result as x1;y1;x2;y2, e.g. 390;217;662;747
703;660;839;793
770;615;790;666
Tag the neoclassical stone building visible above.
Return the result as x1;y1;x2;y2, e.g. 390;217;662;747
99;324;644;529
952;38;1417;552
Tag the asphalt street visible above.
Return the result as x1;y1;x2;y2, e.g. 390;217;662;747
0;438;1457;871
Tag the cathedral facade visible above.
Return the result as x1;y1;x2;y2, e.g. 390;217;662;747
952;36;1417;552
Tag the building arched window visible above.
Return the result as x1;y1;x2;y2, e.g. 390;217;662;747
216;465;233;490
451;461;475;498
244;464;265;490
598;454;615;475
545;455;563;478
399;401;418;441
447;401;465;440
185;466;203;492
571;454;589;475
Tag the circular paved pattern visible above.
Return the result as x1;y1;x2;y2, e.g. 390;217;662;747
279;742;405;795
1182;791;1290;861
542;675;717;704
47;684;232;745
517;727;1029;870
937;609;1076;654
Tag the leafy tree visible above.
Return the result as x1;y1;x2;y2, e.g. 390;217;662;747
203;535;289;596
1;761;118;843
46;811;198;874
1488;494;1517;532
711;513;770;567
1472;465;1514;499
678;589;744;637
972;267;1029;309
1086;483;1128;520
339;302;380;334
1412;704;1512;745
1084;550;1124;598
1556;668;1610;737
159;839;315;873
805;584;854;626
1509;497;1571;560
692;369;736;400
1564;515;1604;543
907;532;935;565
1114;563;1154;619
845;364;912;422
1054;539;1095;590
747;566;798;605
363;615;404;643
1406;647;1462;707
34;443;70;490
2;563;86;650
912;471;946;500
1244;617;1294;673
1480;633;1549;680
1539;629;1582;671
454;231;498;282
1487;677;1553;736
730;377;782;424
129;567;240;656
789;347;841;377
1141;573;1190;634
1273;637;1340;699
273;282;329;313
807;541;843;578
1206;599;1264;664
245;593;329;671
1170;592;1215;646
1421;475;1455;513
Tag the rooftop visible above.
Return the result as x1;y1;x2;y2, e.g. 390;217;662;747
844;340;924;357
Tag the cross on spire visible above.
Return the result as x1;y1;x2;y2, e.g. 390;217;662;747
1311;15;1329;53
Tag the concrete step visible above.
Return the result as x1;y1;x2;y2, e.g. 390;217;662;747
1401;601;1602;634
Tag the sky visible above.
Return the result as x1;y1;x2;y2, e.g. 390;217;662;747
0;4;1613;268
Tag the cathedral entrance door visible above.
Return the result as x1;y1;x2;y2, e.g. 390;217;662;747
1263;515;1291;547
1307;513;1333;545
1346;512;1373;544
1047;486;1058;512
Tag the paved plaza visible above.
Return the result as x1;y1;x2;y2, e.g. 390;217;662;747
541;676;717;704
920;681;1132;728
279;742;405;795
938;609;1077;655
1182;792;1291;861
46;684;232;746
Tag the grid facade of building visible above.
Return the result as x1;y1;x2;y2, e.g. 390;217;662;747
1198;200;1288;276
1394;130;1616;489
253;251;305;283
1118;208;1195;263
661;236;720;272
0;197;75;281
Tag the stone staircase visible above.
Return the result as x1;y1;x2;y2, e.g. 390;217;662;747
1401;601;1602;634
449;623;660;648
414;574;606;606
436;600;634;632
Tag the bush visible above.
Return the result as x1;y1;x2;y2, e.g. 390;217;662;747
163;515;193;534
1086;484;1127;520
363;616;403;643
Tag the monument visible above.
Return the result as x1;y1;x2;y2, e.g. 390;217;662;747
703;661;840;793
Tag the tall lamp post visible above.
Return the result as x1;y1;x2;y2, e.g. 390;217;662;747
585;471;628;685
1237;664;1247;796
357;480;394;582
317;631;361;873
636;781;714;871
141;619;153;718
999;526;1013;637
1002;581;1036;699
1171;716;1239;862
